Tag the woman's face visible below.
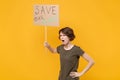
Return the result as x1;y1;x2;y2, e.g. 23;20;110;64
59;32;70;45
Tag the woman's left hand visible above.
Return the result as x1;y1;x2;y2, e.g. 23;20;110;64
70;72;83;78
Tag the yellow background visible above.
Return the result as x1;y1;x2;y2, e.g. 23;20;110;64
0;0;120;80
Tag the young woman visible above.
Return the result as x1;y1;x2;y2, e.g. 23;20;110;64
44;27;95;80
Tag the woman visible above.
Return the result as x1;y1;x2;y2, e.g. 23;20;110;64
44;27;95;80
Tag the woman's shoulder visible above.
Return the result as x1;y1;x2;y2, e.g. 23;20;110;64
74;45;80;49
74;45;84;51
56;44;64;53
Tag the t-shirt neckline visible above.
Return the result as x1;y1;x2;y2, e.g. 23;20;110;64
62;45;75;51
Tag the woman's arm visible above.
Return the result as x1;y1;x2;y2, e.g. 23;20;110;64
44;41;57;53
70;53;95;78
79;53;95;75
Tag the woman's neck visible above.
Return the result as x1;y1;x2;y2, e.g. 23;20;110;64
64;43;74;50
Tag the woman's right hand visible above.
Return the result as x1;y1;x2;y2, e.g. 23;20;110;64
44;41;57;53
44;41;50;48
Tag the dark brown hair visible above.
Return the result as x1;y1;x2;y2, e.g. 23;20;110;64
59;27;75;41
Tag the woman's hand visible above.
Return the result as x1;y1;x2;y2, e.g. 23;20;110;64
44;41;57;53
44;41;50;48
70;72;83;78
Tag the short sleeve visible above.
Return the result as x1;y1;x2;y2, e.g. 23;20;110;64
57;45;61;54
77;47;85;56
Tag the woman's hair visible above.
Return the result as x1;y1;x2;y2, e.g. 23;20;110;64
59;27;75;41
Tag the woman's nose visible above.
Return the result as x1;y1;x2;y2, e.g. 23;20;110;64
60;36;63;39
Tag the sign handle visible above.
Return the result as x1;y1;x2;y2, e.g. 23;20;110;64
44;21;47;53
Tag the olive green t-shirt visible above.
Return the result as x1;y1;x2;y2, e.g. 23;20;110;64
57;45;84;80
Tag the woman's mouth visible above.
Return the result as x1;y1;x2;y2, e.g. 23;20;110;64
62;40;64;42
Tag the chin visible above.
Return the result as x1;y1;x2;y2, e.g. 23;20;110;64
61;41;68;45
62;43;65;45
63;43;67;46
62;42;65;45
